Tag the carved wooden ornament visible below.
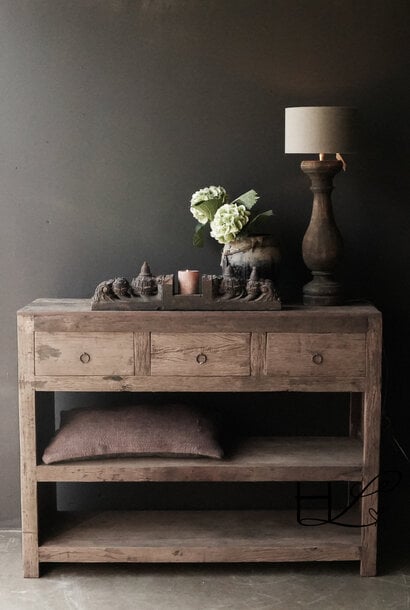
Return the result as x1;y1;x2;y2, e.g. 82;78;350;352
91;262;281;311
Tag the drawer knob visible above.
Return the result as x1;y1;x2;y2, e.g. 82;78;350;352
196;353;207;365
312;353;324;365
80;352;91;364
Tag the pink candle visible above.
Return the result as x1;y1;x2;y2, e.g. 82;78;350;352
178;270;199;295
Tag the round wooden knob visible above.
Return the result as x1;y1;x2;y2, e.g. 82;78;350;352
80;352;91;364
312;353;324;365
196;353;207;365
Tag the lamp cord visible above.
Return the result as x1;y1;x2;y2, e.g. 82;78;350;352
381;343;409;466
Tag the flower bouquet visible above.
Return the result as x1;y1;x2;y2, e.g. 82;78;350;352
190;186;273;247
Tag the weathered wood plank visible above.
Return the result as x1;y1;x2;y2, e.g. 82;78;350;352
151;333;250;376
266;333;366;377
34;332;134;376
17;314;39;578
360;314;382;576
19;298;376;317
250;333;266;376
33;375;366;392
134;333;150;376
26;302;372;334
38;510;361;564
32;315;369;334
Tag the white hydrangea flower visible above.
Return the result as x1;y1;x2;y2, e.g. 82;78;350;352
190;186;227;224
190;186;227;207
210;203;250;244
190;206;209;224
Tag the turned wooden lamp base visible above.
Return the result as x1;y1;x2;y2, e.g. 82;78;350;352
301;159;344;307
303;272;342;306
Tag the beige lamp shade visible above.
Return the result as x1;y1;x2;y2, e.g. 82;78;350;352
285;106;358;154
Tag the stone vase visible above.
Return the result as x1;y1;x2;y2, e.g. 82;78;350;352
221;234;280;283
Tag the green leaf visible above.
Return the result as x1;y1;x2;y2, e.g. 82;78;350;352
245;209;273;233
230;189;259;210
191;198;223;222
193;222;206;247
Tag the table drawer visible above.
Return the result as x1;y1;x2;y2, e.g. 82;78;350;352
151;333;250;376
266;333;366;377
35;332;135;376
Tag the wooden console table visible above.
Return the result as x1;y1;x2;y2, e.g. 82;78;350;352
17;300;382;577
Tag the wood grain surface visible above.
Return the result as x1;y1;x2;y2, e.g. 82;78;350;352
266;333;366;377
35;332;134;376
151;332;250;376
39;509;361;564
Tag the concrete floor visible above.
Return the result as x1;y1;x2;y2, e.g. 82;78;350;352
0;531;409;610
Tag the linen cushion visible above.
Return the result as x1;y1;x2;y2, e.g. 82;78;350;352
42;404;223;464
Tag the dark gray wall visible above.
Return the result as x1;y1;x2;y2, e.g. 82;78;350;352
0;1;409;528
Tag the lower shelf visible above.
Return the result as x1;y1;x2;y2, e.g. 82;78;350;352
39;510;361;564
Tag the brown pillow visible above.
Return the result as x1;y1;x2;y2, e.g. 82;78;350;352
42;404;223;464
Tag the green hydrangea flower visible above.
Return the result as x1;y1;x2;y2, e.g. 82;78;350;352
210;203;250;244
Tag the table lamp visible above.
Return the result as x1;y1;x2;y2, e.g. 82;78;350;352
285;106;358;305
